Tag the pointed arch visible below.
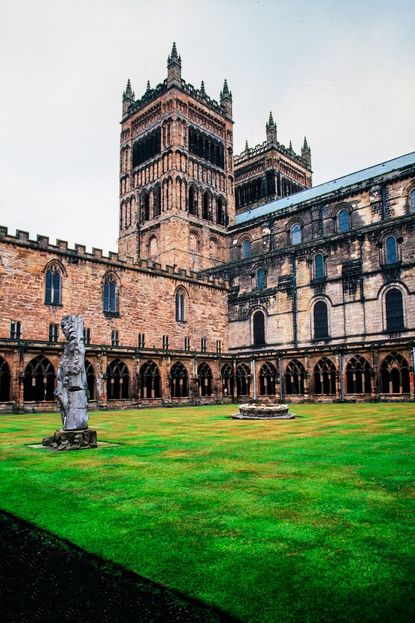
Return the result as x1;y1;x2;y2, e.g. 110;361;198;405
85;359;96;400
313;357;336;395
106;359;130;399
23;355;56;401
221;363;234;398
139;360;161;398
380;352;410;394
175;286;187;322
258;361;277;396
285;359;306;395
44;261;64;306
345;355;372;394
236;363;251;397
197;362;213;397
252;309;266;346
103;272;119;314
170;361;189;397
0;357;11;402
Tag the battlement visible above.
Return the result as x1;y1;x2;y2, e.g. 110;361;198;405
234;139;310;169
0;227;229;289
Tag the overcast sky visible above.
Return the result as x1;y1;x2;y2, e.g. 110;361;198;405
1;0;414;252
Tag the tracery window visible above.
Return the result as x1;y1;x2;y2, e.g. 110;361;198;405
291;223;302;245
45;264;62;306
170;362;189;397
313;357;336;395
385;288;404;332
258;362;277;396
132;127;161;168
345;356;371;394
106;359;130;399
285;359;306;395
380;352;410;393
338;209;351;233
85;360;96;400
236;363;250;396
103;274;118;314
385;236;398;264
202;192;210;220
139;360;161;398
0;357;11;402
313;301;329;339
188;186;197;215
221;363;234;398
197;362;213;396
23;355;56;401
241;239;251;259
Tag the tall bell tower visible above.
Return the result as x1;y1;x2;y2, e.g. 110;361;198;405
118;44;234;271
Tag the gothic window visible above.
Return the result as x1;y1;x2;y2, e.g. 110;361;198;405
0;357;11;402
259;362;277;396
241;239;251;259
285;359;306;395
132;127;161;168
188;127;225;169
188;186;197;215
106;359;130;399
139;360;161;398
170;362;189;397
380;352;410;393
216;197;225;224
291;224;302;245
314;254;325;279
313;301;329;339
257;268;266;290
154;185;161;217
23;355;56;402
236;363;250;396
85;360;95;400
345;356;372;394
103;274;118;314
45;264;62;306
175;288;185;322
385;236;398;264
197;362;213;397
385;288;404;332
149;236;158;258
313;357;336;395
410;188;415;212
253;310;265;346
141;191;150;221
338;209;351;233
221;363;234;398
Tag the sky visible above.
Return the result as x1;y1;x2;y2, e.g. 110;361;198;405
1;0;414;252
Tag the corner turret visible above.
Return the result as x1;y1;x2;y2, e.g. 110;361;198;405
301;136;312;168
122;79;135;115
266;111;277;144
220;79;232;118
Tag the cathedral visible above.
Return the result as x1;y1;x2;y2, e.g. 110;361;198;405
0;44;414;411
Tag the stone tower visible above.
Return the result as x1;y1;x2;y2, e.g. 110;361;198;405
118;44;235;271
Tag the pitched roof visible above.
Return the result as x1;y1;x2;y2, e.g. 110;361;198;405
235;151;415;226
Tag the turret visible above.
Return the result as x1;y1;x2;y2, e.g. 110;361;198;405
220;79;232;118
266;111;277;144
167;42;182;87
122;79;135;115
301;136;312;168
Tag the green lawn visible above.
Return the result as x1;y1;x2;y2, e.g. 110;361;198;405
0;404;414;622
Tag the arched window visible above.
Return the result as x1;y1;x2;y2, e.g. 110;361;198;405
221;363;234;398
170;362;188;397
175;289;185;322
188;186;197;215
338;209;351;233
216;197;225;225
345;356;371;394
0;357;11;402
197;362;213;397
236;363;250;396
139;360;161;398
153;185;161;217
385;236;398;264
285;359;306;395
241;239;251;259
106;359;129;399
291;224;302;245
313;301;329;339
103;274;118;314
385;288;404;332
253;310;265;346
202;192;210;220
23;355;56;401
410;189;415;213
314;254;325;280
313;358;336;395
149;236;158;258
142;191;150;221
85;360;96;400
45;264;62;306
256;268;266;290
380;352;410;393
259;362;277;396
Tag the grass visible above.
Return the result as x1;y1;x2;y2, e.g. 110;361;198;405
0;403;414;622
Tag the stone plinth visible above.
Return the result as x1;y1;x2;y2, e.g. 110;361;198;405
42;429;98;451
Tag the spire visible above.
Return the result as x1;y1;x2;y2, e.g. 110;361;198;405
266;111;277;143
200;81;206;97
301;136;312;168
122;78;135;114
220;78;232;118
167;42;182;86
245;140;249;152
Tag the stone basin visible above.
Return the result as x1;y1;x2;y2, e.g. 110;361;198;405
232;402;295;420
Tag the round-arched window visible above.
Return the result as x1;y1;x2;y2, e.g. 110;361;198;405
338;209;351;233
291;224;302;245
241;239;251;258
385;236;398;265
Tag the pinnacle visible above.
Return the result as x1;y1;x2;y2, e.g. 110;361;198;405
268;111;274;125
200;80;206;95
303;136;309;150
245;140;249;151
222;79;229;94
146;80;151;92
171;42;178;59
289;140;293;151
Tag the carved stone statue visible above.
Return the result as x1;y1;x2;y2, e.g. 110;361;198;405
55;315;88;430
42;315;97;451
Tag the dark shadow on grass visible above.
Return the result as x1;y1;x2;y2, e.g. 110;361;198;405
0;510;241;623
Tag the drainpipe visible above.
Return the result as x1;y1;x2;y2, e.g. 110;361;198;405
291;254;298;347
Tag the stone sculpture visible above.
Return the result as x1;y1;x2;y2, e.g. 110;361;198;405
42;315;97;450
